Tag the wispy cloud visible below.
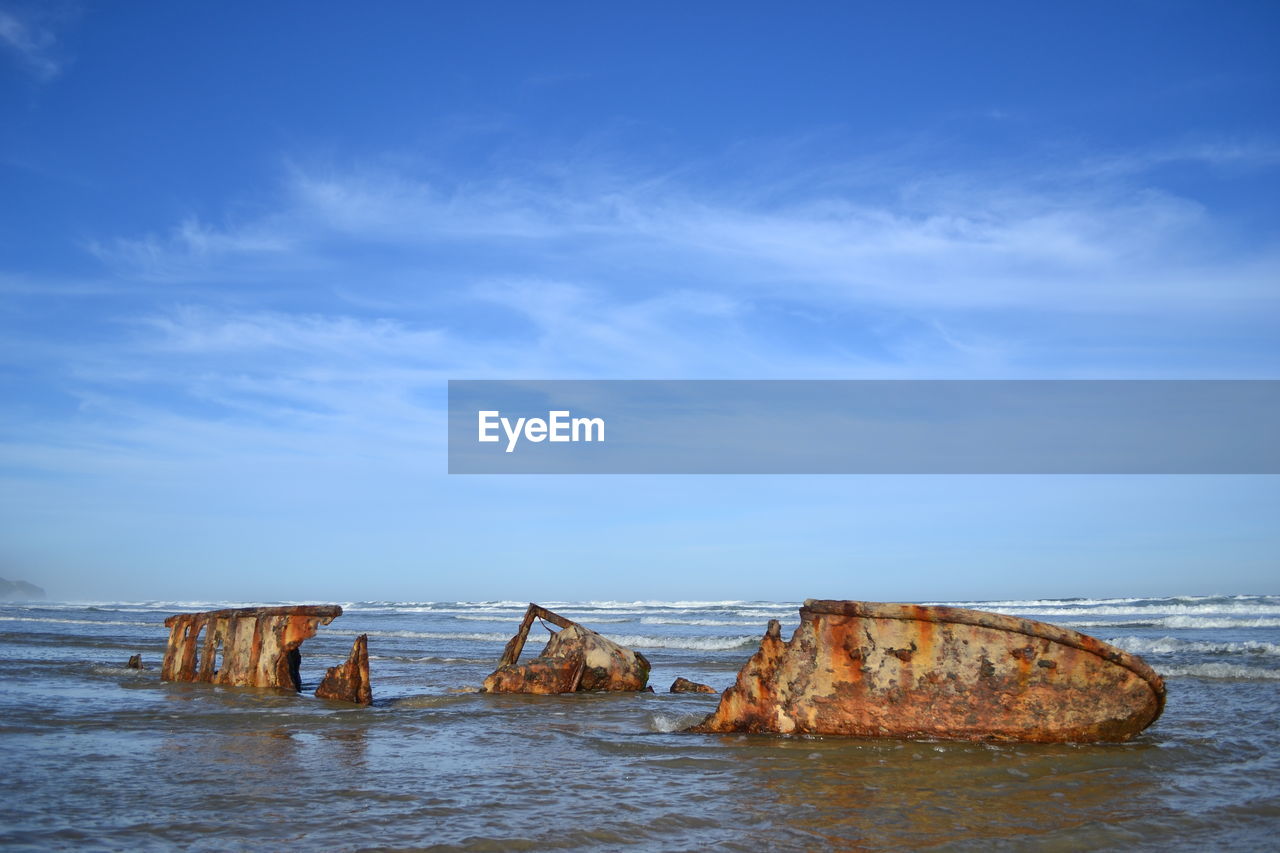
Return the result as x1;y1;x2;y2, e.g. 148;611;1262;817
1081;139;1280;179
0;8;64;81
88;154;1280;317
6;143;1279;484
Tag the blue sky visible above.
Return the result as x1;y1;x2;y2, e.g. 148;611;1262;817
1;2;1277;602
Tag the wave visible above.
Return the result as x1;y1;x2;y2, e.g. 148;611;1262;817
451;614;634;624
0;616;155;628
640;617;769;627
9;601;304;612
1156;663;1280;680
1106;636;1280;656
994;603;1280;618
927;594;1276;610
332;629;512;643
341;600;794;613
524;600;788;611
89;665;151;677
603;634;759;651
16;594;1277;614
1065;617;1280;629
649;713;708;733
368;655;494;665
341;628;759;652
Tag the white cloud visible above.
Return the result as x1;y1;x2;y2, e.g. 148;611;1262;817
0;9;63;80
83;156;1279;322
6;145;1278;482
1083;140;1280;178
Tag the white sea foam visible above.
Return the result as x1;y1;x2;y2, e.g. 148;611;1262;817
452;614;633;624
928;595;1277;609
1156;616;1280;629
368;655;493;664
995;603;1280;618
640;616;765;627
1157;663;1280;680
925;597;1159;609
1065;617;1280;629
89;665;149;676
545;600;782;610
649;713;707;733
1106;636;1280;656
604;634;759;651
338;628;758;652
332;627;760;651
0;616;155;628
334;629;512;643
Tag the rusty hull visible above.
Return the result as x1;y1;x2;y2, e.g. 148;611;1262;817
161;605;342;691
483;604;651;694
316;633;373;705
687;599;1165;742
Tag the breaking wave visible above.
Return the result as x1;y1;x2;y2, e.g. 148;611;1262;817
603;634;759;651
1065;617;1280;629
640;617;766;627
0;616;155;628
1156;663;1280;680
648;713;707;733
368;655;494;665
344;629;512;643
327;628;758;652
997;603;1280;618
1106;636;1280;656
452;614;633;624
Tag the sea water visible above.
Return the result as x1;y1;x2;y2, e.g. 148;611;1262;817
2;596;1278;850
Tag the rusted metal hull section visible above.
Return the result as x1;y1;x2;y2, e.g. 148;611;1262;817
483;604;651;694
688;599;1165;743
316;634;373;705
161;605;342;691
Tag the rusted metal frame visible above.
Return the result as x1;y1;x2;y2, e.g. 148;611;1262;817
162;605;343;622
567;657;586;693
496;603;576;668
161;605;343;691
198;617;221;681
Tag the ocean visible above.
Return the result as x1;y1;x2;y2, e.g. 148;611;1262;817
2;596;1278;851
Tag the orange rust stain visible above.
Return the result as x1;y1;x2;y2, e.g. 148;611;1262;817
160;606;341;691
687;600;1165;742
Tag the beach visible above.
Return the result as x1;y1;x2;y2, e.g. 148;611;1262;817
2;596;1278;850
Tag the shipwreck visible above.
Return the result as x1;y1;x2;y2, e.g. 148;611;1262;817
687;599;1165;743
483;604;651;694
161;605;372;705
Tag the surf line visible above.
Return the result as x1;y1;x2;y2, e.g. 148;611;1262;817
477;410;605;453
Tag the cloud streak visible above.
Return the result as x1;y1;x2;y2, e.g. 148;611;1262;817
0;9;64;81
88;153;1279;318
5;143;1279;486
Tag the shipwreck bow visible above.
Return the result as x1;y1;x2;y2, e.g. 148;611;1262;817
687;599;1165;742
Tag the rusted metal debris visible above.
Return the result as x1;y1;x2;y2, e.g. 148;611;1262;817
670;677;716;694
687;599;1165;743
316;634;373;705
483;604;651;694
161;605;342;691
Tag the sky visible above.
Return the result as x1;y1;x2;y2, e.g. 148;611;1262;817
1;2;1277;603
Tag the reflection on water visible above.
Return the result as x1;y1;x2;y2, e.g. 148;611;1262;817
732;737;1163;849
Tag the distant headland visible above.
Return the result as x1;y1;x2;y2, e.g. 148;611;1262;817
0;578;46;600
